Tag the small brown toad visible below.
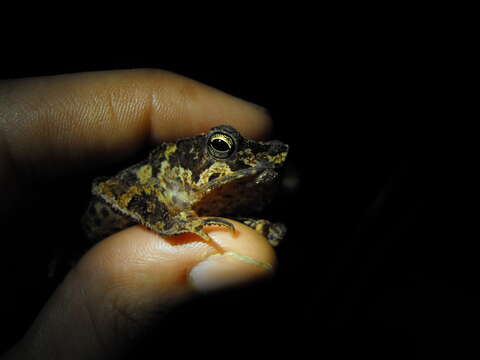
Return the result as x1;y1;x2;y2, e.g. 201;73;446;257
82;125;288;250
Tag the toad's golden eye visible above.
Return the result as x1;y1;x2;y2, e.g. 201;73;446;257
208;133;235;159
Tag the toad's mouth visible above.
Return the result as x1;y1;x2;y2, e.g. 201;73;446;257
192;163;279;216
198;162;276;193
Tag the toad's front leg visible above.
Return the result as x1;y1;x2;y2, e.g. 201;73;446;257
148;211;236;253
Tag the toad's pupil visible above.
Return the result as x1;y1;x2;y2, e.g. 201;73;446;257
211;138;230;152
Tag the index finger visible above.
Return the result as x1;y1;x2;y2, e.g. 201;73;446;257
0;69;271;177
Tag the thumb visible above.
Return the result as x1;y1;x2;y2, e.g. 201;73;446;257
4;221;276;360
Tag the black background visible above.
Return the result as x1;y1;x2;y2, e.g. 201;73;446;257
0;18;472;358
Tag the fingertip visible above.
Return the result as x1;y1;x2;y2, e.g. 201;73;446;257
147;69;272;142
204;220;277;268
78;219;276;301
79;218;276;286
10;223;277;359
1;69;273;177
187;220;277;293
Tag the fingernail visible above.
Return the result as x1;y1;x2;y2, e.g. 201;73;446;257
188;252;274;293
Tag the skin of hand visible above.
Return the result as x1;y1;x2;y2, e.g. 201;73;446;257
0;69;277;360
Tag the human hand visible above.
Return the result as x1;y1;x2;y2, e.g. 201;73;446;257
0;70;276;359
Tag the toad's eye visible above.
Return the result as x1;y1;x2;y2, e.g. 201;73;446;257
208;133;235;159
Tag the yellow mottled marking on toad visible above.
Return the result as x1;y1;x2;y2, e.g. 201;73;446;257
118;185;154;208
267;152;288;165
119;192;134;208
238;149;257;166
164;144;177;158
157;159;194;184
137;165;152;184
197;162;234;186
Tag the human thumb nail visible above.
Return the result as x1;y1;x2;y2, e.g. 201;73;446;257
188;251;274;293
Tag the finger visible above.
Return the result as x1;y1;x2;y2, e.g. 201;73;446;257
0;69;271;177
5;221;276;360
